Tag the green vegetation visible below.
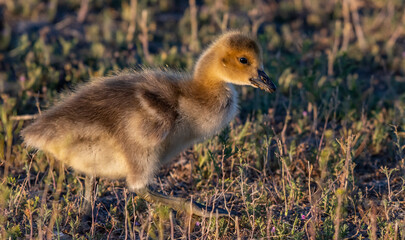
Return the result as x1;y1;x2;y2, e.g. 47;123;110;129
1;0;405;239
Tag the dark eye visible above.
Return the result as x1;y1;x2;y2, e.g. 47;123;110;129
239;57;248;64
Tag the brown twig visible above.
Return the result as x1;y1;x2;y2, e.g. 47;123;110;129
169;211;174;240
138;10;153;64
10;114;39;121
344;135;353;190
281;88;292;156
341;0;351;52
386;8;405;51
189;0;199;52
369;201;377;240
333;189;344;240
349;0;367;51
251;15;266;37
126;0;138;43
77;0;89;23
328;20;341;76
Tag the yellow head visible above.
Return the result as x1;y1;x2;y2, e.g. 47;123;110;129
194;31;276;93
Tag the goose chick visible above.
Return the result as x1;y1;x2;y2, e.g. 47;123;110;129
21;31;276;217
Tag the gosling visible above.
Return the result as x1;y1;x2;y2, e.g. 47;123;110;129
21;31;276;217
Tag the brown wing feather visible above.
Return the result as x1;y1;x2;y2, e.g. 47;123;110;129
21;71;181;151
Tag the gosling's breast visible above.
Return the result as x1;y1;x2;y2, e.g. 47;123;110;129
179;84;238;137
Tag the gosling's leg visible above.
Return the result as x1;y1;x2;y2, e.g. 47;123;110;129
83;175;95;216
133;187;238;218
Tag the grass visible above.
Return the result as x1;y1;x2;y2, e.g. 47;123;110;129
1;0;405;239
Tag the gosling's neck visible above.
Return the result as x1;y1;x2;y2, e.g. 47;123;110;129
192;50;233;97
187;72;235;120
187;53;238;134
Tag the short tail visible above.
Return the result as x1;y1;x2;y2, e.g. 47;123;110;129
20;120;53;150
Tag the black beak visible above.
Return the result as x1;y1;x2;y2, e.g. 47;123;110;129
249;70;277;93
